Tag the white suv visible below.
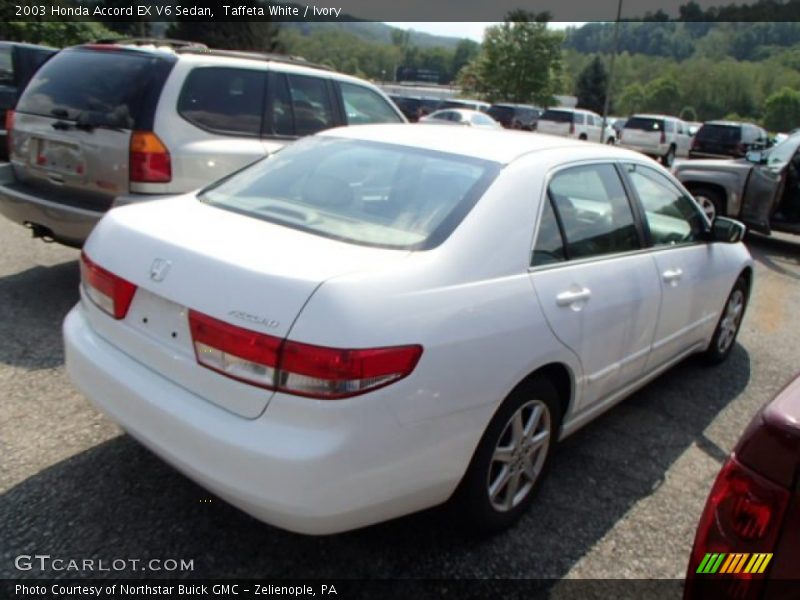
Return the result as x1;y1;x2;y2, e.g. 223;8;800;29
619;114;692;167
0;40;405;247
535;108;616;144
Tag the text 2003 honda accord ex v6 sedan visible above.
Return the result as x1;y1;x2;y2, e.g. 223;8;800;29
64;125;753;535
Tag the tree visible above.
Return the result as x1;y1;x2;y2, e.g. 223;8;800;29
575;55;608;113
764;87;800;131
166;21;281;52
0;21;116;47
617;83;645;116
460;11;564;105
642;76;682;114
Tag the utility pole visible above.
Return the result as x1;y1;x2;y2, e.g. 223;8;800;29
600;0;623;143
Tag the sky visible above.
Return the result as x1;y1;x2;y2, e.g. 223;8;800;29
384;22;587;42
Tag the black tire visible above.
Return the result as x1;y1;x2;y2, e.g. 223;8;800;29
661;145;676;167
702;276;749;365
690;186;725;222
606;136;616;145
454;377;562;535
579;133;588;141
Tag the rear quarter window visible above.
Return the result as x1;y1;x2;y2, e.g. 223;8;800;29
340;82;402;125
0;47;13;86
178;67;266;136
15;48;174;130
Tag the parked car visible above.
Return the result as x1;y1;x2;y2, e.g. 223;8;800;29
388;94;441;122
689;121;770;160
438;98;490;112
420;108;501;129
684;373;800;600
0;41;57;160
535;108;616;144
64;124;752;535
619;114;693;167
0;39;405;247
674;131;800;231
486;103;541;130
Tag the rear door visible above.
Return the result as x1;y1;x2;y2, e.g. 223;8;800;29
11;47;174;210
530;162;660;410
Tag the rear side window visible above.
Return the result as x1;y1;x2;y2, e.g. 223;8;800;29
178;67;266;137
287;74;335;136
548;164;640;259
340;82;402;125
16;48;174;130
0;47;13;85
532;196;566;266
540;110;573;123
625;117;664;132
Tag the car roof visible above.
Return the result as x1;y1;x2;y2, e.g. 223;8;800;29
631;113;676;120
703;120;748;127
321;124;639;164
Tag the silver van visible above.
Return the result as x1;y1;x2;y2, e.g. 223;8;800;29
0;40;406;247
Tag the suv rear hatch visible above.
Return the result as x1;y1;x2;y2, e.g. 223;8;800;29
622;116;665;151
9;46;175;213
537;109;574;136
82;196;410;418
692;124;743;157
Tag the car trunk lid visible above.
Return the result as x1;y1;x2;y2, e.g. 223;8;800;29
82;195;411;418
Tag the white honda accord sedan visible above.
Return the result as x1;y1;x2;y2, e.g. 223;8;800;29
64;124;753;535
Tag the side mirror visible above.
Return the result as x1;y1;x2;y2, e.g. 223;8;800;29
746;150;764;164
709;216;746;244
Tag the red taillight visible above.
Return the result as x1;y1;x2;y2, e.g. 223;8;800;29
280;339;422;399
188;310;281;390
130;131;171;183
660;130;666;144
684;455;790;599
736;143;747;156
80;252;137;319
5;109;14;156
618;130;623;141
569;121;575;135
187;310;422;399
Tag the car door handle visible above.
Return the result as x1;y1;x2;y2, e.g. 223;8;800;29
662;268;683;283
556;288;592;306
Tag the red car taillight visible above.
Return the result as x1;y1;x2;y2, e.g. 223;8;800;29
188;310;422;399
569;121;575;135
660;130;666;144
130;131;171;183
5;109;14;156
684;455;790;600
80;252;137;319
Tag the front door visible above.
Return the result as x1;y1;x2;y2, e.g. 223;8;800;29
739;137;800;233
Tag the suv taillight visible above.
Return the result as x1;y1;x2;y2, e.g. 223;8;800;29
130;131;171;183
660;130;666;144
684;455;790;600
569;121;575;135
188;310;422;399
5;109;14;156
80;252;137;319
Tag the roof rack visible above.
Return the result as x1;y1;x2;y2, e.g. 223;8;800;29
175;46;332;71
91;38;208;49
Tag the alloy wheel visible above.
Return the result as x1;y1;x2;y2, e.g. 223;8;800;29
717;289;745;354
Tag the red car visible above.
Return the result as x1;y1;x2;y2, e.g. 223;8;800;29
685;375;800;599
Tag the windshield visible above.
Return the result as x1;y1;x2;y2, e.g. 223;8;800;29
625;117;664;131
16;48;173;129
199;137;500;250
696;124;740;143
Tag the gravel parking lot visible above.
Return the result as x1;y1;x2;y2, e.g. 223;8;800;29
1;211;799;582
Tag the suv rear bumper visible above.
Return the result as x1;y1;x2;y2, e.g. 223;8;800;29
0;163;173;247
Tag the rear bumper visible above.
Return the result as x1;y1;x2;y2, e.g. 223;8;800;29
63;305;463;534
0;163;174;246
620;142;667;157
689;151;739;160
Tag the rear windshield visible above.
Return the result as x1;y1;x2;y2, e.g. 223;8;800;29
540;110;574;123
487;105;513;120
695;124;741;143
16;48;174;129
0;47;13;86
199;137;500;250
625;117;664;131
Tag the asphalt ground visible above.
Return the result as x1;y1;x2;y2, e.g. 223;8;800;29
1;212;799;584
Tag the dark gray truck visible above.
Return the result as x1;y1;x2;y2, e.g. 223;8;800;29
674;132;800;236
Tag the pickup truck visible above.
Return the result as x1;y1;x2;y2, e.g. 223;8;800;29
673;132;800;235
